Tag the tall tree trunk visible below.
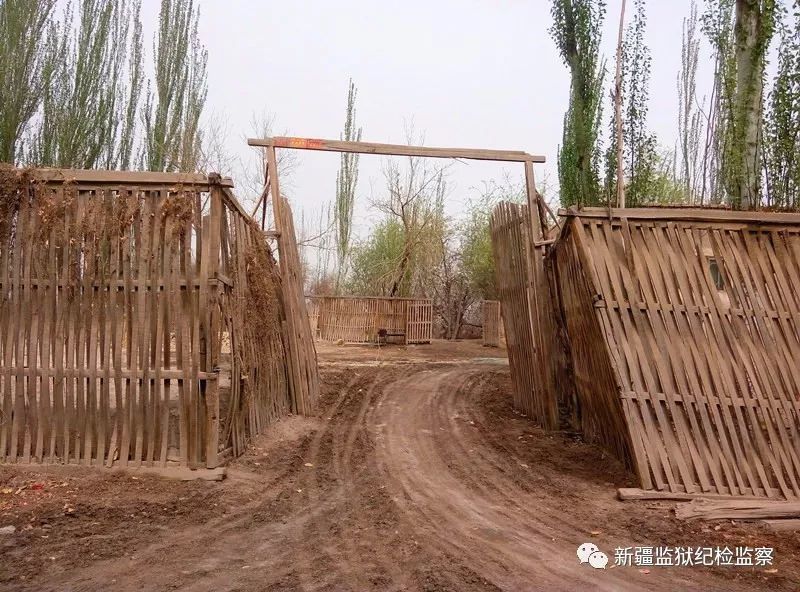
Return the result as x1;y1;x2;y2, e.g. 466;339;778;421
727;0;774;208
389;243;412;297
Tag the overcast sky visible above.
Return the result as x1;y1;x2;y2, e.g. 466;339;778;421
141;0;711;237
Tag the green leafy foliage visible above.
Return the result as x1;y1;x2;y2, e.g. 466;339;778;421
550;0;607;207
702;0;777;208
32;0;143;169
726;0;777;208
0;0;56;163
604;0;661;205
347;217;407;296
678;1;703;203
763;0;800;208
143;0;208;172
621;0;658;205
459;181;523;301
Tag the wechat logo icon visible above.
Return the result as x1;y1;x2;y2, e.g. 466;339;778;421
577;543;609;569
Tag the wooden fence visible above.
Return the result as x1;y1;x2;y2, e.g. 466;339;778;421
274;197;319;415
553;208;800;499
308;296;432;344
481;300;502;347
0;168;317;469
490;202;564;430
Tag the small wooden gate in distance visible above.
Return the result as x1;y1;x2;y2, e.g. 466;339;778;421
405;300;433;344
482;300;502;347
308;295;432;345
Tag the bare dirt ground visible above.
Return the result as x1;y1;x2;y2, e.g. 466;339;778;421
1;340;799;591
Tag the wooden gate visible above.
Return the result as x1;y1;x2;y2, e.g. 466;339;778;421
405;301;433;344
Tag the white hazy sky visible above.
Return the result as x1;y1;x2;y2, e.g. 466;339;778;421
141;0;712;236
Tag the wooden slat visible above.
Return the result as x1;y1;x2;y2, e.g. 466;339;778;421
676;499;800;521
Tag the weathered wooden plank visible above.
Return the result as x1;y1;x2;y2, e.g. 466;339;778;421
561;206;800;225
617;488;768;502
30;168;233;188
249;136;546;163
676;500;800;521
21;192;38;464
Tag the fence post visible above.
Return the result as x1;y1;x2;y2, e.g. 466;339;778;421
204;175;223;467
205;376;220;468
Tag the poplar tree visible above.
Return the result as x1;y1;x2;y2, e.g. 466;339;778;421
725;0;777;208
334;79;361;292
550;0;607;207
0;0;56;163
33;0;143;169
701;0;736;204
763;0;800;208
677;1;703;203
622;0;656;205
604;0;656;206
143;0;208;172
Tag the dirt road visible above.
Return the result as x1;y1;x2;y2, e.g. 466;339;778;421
2;343;798;591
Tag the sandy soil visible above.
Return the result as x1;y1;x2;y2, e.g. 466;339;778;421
1;340;798;591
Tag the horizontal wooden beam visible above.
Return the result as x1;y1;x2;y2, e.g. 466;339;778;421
0;275;233;290
560;206;800;225
26;167;234;188
219;187;253;220
3;462;227;481
305;294;432;302
0;367;219;381
676;499;800;521
248;137;546;163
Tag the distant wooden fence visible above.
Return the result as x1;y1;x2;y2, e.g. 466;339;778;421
481;300;502;347
308;298;320;338
308;296;432;344
0;168;317;470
